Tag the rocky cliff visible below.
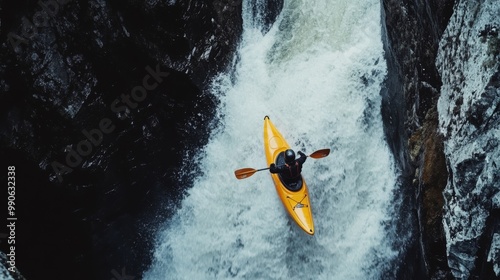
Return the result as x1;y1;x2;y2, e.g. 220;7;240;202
382;0;500;279
381;0;454;278
437;1;500;279
1;1;244;279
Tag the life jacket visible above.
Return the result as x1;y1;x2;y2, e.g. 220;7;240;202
283;161;301;179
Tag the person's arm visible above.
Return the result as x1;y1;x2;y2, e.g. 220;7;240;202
297;151;307;164
269;163;286;173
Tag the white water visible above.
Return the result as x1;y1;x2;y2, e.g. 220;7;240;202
145;0;398;279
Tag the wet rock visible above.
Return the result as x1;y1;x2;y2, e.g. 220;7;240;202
436;0;500;278
381;0;454;278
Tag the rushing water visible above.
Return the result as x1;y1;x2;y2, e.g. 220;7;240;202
145;0;398;279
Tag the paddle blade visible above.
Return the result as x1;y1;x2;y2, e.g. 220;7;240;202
234;168;258;179
309;149;330;159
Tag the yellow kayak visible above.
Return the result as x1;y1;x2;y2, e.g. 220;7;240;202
263;116;315;235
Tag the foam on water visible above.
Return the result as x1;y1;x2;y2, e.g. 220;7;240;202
145;0;398;279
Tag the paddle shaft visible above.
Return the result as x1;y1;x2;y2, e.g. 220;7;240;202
234;149;330;179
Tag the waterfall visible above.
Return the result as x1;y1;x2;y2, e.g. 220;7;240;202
145;0;399;279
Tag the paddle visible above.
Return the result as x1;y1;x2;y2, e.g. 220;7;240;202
234;149;330;180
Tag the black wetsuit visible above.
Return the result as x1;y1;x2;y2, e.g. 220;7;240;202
269;151;307;183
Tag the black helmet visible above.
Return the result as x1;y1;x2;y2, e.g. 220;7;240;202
284;149;295;164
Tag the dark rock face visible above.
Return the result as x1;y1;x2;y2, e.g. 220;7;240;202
0;0;244;279
381;0;454;279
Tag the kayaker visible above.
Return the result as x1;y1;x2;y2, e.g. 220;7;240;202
269;149;307;183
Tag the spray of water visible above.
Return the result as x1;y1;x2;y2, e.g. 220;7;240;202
145;0;398;279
